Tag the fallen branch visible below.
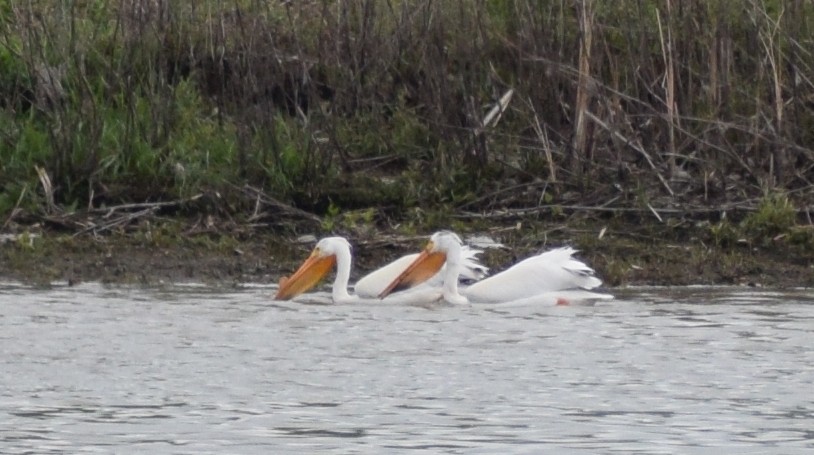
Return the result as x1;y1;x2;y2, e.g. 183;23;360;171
73;208;159;237
356;234;428;249
2;184;27;230
480;88;514;131
457;180;548;210
36;194;205;236
452;202;771;221
240;185;321;224
89;194;204;216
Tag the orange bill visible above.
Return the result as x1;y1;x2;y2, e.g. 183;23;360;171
378;249;446;298
274;251;336;300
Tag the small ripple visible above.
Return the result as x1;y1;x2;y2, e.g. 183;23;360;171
298;401;341;408
82;413;174;422
755;407;814;420
735;429;814;444
563;410;676;419
383;442;473;450
10;406;94;419
274;427;367;438
2;433;53;442
393;404;439;410
125;438;189;446
108;402;187;409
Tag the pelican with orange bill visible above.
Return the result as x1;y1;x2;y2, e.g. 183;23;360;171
275;236;488;304
379;231;613;305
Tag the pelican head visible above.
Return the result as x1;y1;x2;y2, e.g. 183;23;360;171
427;231;464;258
377;231;459;298
274;237;350;300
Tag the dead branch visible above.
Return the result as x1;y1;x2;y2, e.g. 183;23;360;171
452;201;772;221
572;0;594;176
72;208;159;237
584;110;675;196
656;2;678;177
480;88;514;131
240;185;321;224
356;233;428;249
1;184;28;230
34;166;58;214
89;194;204;216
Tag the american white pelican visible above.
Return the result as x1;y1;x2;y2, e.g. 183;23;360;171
379;231;612;305
274;236;487;304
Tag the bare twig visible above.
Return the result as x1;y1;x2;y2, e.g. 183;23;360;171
656;2;678;177
571;0;594;176
452;201;777;221
480;88;514;131
2;184;28;230
90;194;204;216
356;233;429;248
755;1;787;186
72;208;158;237
34;166;58;214
647;203;664;223
584;111;675;196
457;180;548;210
528;96;557;182
240;185;321;223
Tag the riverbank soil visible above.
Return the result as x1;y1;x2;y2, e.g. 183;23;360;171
1;216;811;288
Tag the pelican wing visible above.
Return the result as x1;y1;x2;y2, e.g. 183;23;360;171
354;246;488;298
464;247;602;303
354;254;420;298
460;246;490;281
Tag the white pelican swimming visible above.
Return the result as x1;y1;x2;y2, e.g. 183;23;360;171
378;231;612;305
274;236;487;304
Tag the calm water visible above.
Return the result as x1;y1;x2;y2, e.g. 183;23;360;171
1;282;813;454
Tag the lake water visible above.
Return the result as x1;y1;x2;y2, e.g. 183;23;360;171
1;282;813;454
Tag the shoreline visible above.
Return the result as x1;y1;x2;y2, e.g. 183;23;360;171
1;219;811;289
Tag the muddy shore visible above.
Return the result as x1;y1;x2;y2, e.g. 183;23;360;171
1;218;811;289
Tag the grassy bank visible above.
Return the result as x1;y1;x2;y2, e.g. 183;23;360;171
1;1;813;282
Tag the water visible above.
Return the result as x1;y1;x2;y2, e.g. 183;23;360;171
1;282;813;454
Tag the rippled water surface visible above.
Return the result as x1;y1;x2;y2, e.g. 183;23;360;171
1;282;813;454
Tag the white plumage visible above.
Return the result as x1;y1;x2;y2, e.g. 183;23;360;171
379;231;612;305
275;236;487;304
463;246;602;303
354;246;487;298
